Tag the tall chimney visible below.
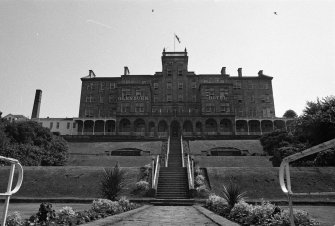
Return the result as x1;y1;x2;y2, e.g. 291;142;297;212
31;89;42;119
124;66;130;76
221;67;226;75
238;68;242;77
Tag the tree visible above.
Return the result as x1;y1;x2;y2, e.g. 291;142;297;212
295;96;335;145
283;109;298;118
100;162;127;200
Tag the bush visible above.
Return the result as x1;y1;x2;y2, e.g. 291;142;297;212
135;180;150;191
314;148;335;166
100;162;127;200
205;194;229;216
196;185;210;198
221;180;247;209
6;211;24;226
268;209;319;226
91;199;120;214
195;175;205;187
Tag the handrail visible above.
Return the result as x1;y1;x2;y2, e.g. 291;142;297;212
152;155;160;190
186;154;194;189
0;156;24;226
166;136;170;167
279;138;335;226
181;136;185;167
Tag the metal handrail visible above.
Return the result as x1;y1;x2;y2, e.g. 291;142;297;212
166;136;170;167
279;138;335;226
152;155;160;190
186;154;194;189
181;136;185;167
0;156;24;226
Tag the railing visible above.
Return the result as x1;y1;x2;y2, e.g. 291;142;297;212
165;136;170;167
151;155;160;191
157;132;168;138
134;132;145;136
181;136;185;167
118;132;131;136
0;156;24;226
279;138;335;226
186;154;194;190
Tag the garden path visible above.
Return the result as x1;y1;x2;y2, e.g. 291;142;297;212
112;206;219;226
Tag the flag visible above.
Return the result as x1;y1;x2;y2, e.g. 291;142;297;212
175;34;181;43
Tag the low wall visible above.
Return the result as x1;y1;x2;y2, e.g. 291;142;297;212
67;156;152;167
0;166;139;199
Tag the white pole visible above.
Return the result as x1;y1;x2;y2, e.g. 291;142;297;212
1;164;15;226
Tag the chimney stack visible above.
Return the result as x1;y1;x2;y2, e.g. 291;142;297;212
124;66;130;76
238;68;242;77
31;89;42;119
221;67;226;75
88;70;96;78
258;70;264;76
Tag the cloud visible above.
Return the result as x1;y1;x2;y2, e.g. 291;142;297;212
86;19;113;29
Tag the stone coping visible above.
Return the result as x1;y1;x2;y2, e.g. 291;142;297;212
193;205;239;226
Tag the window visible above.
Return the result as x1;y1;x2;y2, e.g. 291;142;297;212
266;95;270;103
192;95;196;102
67;122;70;129
86;82;94;91
205;103;215;113
154;83;158;89
167;94;172;102
135;89;143;97
233;81;242;89
220;103;230;113
154;95;158;102
192;82;196;88
178;69;183;76
135;103;145;113
56;122;60;129
109;95;115;103
99;96;104;103
250;95;255;103
109;82;116;90
121;103;130;113
219;88;228;100
167;82;172;89
73;123;76;128
121;88;131;98
265;83;269;90
248;81;254;89
50;122;53;129
100;82;105;91
167;68;172;76
178;82;183;89
178;94;183;102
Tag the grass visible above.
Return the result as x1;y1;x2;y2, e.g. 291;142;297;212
67;156;152;167
68;141;162;155
189;140;264;155
0;166;141;198
195;156;272;167
207;167;335;200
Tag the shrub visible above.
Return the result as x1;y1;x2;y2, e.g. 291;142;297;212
314;148;335;166
229;201;254;223
101;162;126;200
221;180;247;209
28;203;56;225
135;180;150;191
195;175;205;187
205;194;229;216
57;206;76;223
196;185;210;198
91;199;120;214
6;211;24;226
118;196;134;211
268;209;319;226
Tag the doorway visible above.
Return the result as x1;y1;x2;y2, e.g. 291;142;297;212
170;120;180;137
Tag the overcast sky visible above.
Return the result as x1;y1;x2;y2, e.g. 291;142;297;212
0;0;334;118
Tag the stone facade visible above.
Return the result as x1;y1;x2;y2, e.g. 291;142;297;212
76;49;288;137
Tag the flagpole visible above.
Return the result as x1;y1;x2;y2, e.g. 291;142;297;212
174;33;175;52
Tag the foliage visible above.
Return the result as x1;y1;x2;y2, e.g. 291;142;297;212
295;96;335;146
28;203;57;225
196;185;210;198
271;143;310;167
138;164;151;182
314;148;335;166
6;211;24;226
221;180;247;209
135;180;150;191
195;174;205;187
283;109;298;118
260;130;296;155
0;120;69;166
57;206;76;223
205;194;229;216
91;198;121;214
100;162;127;201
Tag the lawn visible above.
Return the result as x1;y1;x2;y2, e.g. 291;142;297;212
195;156;272;167
207;167;335;200
189;140;264;155
67;156;152;167
0;166;141;198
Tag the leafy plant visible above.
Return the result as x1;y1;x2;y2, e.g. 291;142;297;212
6;211;24;226
221;180;247;209
100;162;127;200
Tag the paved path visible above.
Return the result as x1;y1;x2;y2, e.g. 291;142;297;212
112;206;219;226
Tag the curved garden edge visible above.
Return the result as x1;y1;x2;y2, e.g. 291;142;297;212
193;205;239;226
81;205;151;226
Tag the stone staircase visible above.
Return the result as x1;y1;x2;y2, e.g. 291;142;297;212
153;137;193;205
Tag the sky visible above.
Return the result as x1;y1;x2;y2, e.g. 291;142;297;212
0;0;334;118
